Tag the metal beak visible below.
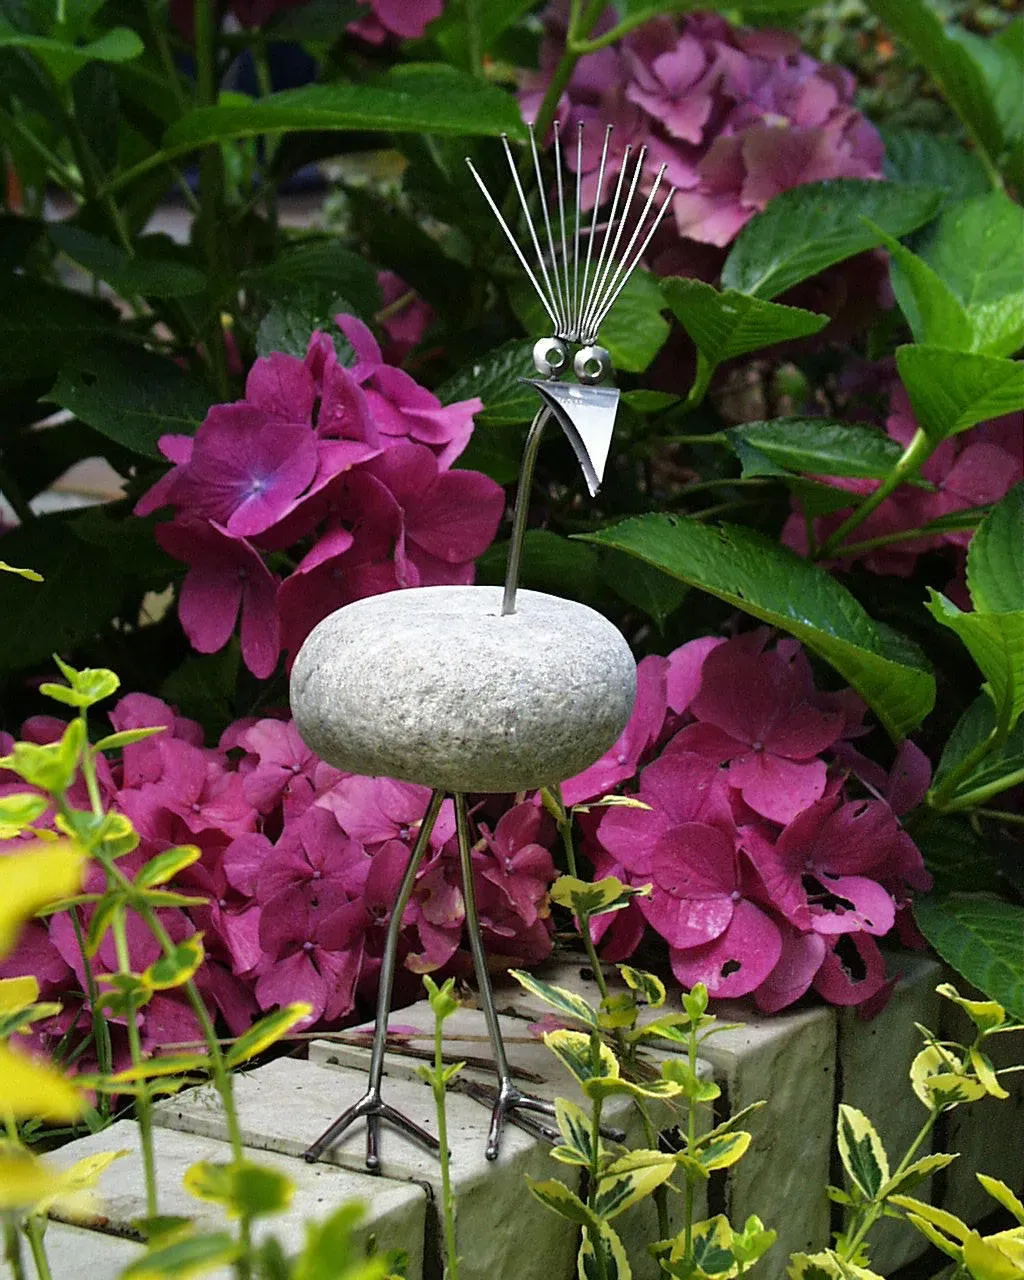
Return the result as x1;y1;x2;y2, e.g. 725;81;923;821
525;379;620;497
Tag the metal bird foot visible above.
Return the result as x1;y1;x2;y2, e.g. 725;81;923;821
303;1086;440;1172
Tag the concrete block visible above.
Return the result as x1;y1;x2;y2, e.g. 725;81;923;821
1;1222;141;1280
48;1120;426;1279
938;978;1024;1225
310;999;712;1279
154;1056;577;1280
500;957;837;1278
838;952;944;1273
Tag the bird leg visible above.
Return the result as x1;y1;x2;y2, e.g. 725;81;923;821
304;790;445;1171
454;792;560;1159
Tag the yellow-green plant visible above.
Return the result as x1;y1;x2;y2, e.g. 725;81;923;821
417;975;465;1280
0;660;404;1280
789;983;1024;1280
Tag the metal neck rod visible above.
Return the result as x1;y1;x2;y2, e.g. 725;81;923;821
501;403;551;616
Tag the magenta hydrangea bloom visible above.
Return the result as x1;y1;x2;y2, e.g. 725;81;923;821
582;630;929;1012
347;0;444;43
156;520;281;679
676;636;844;824
138;317;497;678
522;8;883;248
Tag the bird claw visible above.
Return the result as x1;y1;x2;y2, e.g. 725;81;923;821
303;1088;440;1173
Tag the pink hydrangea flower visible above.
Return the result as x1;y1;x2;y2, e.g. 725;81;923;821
378;271;435;363
139;318;497;678
522;8;883;248
347;0;444;44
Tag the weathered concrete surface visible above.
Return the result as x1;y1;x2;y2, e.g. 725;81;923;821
0;1223;141;1280
154;1055;578;1280
47;1120;425;1279
290;586;636;792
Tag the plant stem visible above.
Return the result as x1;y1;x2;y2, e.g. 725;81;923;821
193;0;230;400
67;906;112;1116
937;764;1024;812
433;1017;459;1280
682;1020;699;1265
117;880;252;1278
23;1219;51;1280
550;786;610;1003
655;432;729;447
530;0;607;146
928;725;1005;811
465;0;483;79
636;1102;670;1240
815;428;933;560
144;0;187;113
3;1217;26;1280
973;806;1024;827
109;907;158;1220
840;1111;939;1261
586;1051;609;1280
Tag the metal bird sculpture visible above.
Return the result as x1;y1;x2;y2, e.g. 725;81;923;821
290;122;675;1172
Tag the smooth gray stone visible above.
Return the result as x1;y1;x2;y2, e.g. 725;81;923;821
290;586;636;793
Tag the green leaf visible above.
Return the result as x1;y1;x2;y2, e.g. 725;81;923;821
787;1249;884;1279
0;24;142;82
618;966;665;1009
93;727;167;753
906;808;1001;893
578;1219;632;1280
0;792;48;837
144;935;205;991
508;969;597;1028
915;192;1024;356
477;531;605;606
596;269;671;373
120;1231;240;1279
880;1152;957;1198
913;894;1024;1022
837;1104;889;1199
255;295;356;362
135;846;202;891
578;514;935;739
868;223;973;350
550;874;649;919
244;241;381;320
896;346;1024;444
882;128;991;207
543;1029;619;1088
225;1004;312;1068
661;277;828;362
932;695;1024;810
926;591;1024;733
528;1177;599;1229
553;1097;595;1167
594;1157;675;1221
721;179;942;300
159;648;240;742
47;342;215;460
164;67;527;156
968;484;1024;613
866;0;1004;166
432;0;537;71
952;23;1024;181
726;418;904;479
49;225;206;299
435;339;536;427
0;276;121;383
184;1159;294;1220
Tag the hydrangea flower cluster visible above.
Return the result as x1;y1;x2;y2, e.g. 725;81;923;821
521;7;884;247
559;630;931;1012
783;385;1024;581
0;695;558;1055
137;314;503;677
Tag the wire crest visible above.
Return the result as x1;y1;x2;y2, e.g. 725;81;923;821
466;123;676;347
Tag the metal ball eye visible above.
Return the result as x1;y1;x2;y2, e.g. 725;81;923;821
574;344;611;385
532;337;569;377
